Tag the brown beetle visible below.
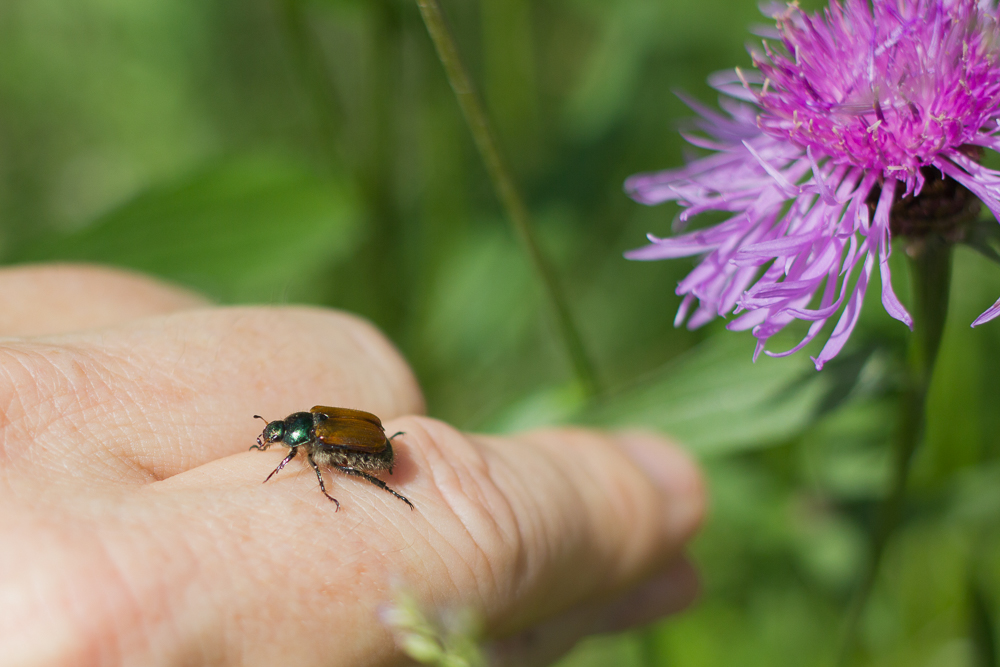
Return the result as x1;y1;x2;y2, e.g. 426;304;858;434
251;406;413;511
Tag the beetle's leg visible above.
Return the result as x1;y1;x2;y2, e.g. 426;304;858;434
388;431;405;440
307;453;340;511
384;438;400;475
336;466;414;510
262;447;297;484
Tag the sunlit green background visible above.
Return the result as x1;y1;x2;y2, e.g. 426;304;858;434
3;0;999;665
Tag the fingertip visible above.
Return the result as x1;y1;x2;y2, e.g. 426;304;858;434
615;432;706;544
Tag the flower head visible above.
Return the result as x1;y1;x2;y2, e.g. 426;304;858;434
627;0;1000;369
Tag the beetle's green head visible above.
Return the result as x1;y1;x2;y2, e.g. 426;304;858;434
262;421;285;444
253;415;286;449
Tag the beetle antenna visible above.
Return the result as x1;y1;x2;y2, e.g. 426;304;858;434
250;415;271;451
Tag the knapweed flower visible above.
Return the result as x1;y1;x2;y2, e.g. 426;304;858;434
626;0;1000;369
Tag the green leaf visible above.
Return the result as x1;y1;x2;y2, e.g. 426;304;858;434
581;335;830;456
14;155;361;303
482;382;587;434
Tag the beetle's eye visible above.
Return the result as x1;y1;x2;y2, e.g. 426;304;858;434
264;422;284;442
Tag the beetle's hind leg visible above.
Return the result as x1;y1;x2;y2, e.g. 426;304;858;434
388;431;404;440
336;466;414;510
306;453;341;511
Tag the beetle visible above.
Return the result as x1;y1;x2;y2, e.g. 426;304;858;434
251;406;413;511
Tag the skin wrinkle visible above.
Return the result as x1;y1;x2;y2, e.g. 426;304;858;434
91;524;156;666
412;420;521;622
0;352;31;469
376;428;484;604
0;351;119;484
322;417;516;634
243;467;404;574
498;432;660;625
478;443;547;619
549;436;639;588
38;517;142;666
429;425;636;638
0;346;60;467
444;448;514;622
477;440;548;613
577;449;659;591
68;358;167;484
2;344;175;484
590;440;670;590
90;355;206;482
138;487;264;665
99;501;229;667
477;441;532;624
157;508;238;666
219;498;401;666
496;439;580;602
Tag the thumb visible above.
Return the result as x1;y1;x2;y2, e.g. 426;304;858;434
390;419;705;649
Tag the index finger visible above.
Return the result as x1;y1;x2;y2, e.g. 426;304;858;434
0;306;425;487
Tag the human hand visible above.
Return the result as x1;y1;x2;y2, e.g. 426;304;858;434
0;264;704;667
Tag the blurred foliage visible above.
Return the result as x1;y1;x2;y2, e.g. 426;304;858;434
1;0;998;665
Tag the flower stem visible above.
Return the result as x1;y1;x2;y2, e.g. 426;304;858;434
413;0;601;397
838;237;952;664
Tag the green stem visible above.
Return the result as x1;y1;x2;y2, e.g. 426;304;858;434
414;0;601;397
838;237;952;664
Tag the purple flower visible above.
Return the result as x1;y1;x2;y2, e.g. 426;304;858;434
626;0;1000;369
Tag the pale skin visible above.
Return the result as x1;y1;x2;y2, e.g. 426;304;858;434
0;264;705;667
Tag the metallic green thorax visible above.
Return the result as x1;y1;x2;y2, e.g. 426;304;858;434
281;412;314;447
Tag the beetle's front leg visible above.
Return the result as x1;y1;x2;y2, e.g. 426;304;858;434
250;433;271;451
262;447;298;484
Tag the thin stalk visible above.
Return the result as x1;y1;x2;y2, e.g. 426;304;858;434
414;0;601;397
837;237;952;664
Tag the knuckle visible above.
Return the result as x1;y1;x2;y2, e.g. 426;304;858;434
394;416;526;608
514;428;670;587
395;420;673;619
234;306;425;416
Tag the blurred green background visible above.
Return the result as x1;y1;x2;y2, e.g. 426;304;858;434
2;0;999;664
